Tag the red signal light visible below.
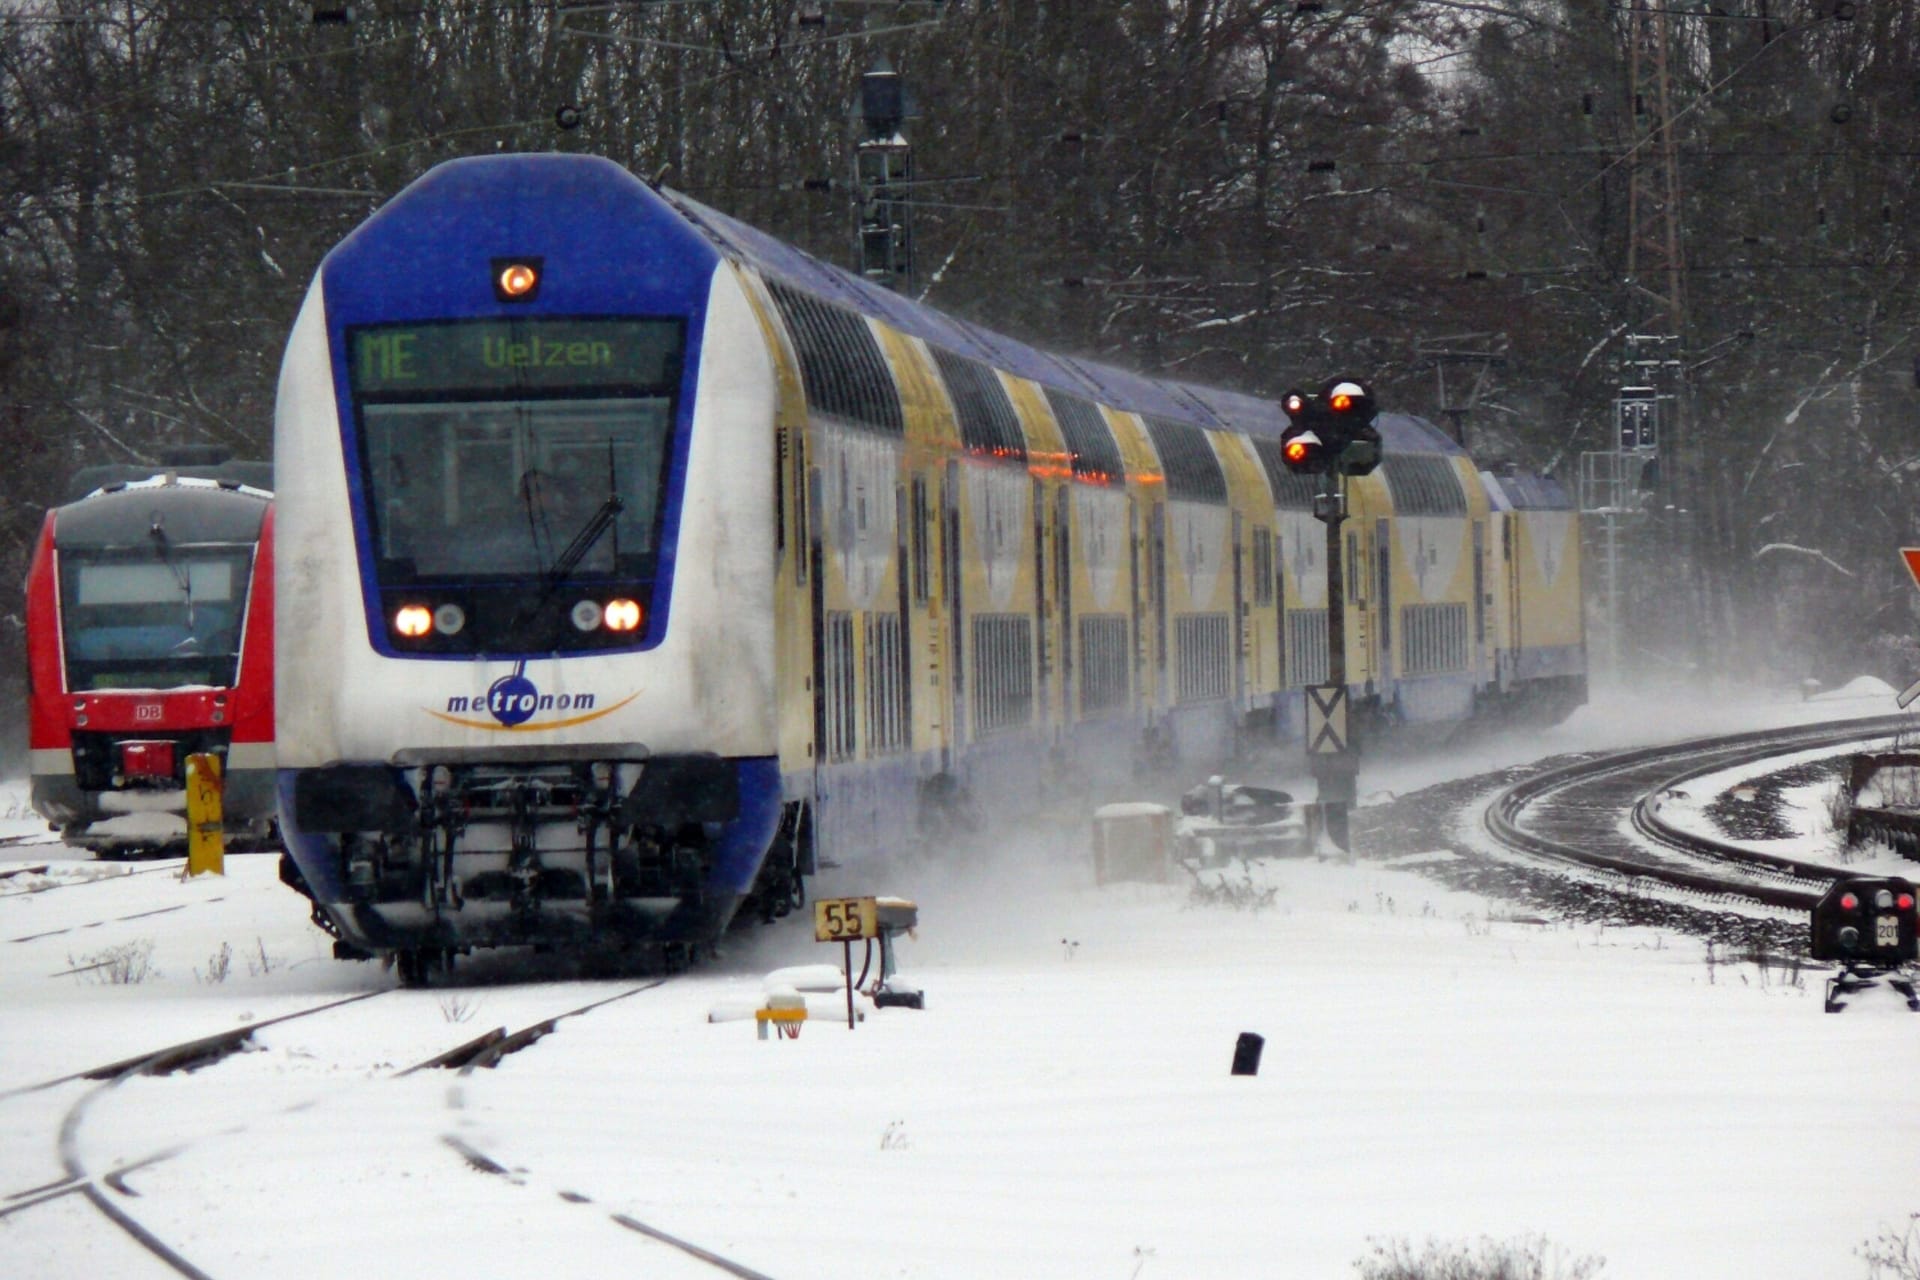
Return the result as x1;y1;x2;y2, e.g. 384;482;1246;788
1284;438;1310;464
1839;892;1859;911
1330;391;1354;412
1899;893;1916;912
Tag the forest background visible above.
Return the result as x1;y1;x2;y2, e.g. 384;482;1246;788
3;0;1918;769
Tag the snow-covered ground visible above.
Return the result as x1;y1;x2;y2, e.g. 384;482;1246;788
2;680;1917;1280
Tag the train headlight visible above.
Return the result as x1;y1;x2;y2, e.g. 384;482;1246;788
394;604;433;638
433;602;467;636
570;599;603;632
604;598;643;632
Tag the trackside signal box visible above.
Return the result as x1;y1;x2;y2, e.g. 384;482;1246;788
1810;876;1918;967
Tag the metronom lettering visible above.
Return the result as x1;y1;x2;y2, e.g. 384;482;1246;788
444;693;596;714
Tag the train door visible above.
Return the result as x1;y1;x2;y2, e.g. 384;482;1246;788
942;460;965;753
1375;517;1392;684
1231;511;1246;711
1272;532;1286;689
893;484;913;742
1128;495;1144;708
807;464;827;775
1472;520;1488;686
1054;486;1073;723
1032;477;1049;726
1504;513;1523;677
1149;502;1167;702
910;474;936;748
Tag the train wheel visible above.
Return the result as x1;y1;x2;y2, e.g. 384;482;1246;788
395;948;447;988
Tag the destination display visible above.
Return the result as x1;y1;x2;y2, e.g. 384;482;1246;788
350;318;683;395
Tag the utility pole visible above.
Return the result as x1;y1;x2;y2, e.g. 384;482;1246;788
1416;332;1507;450
1623;0;1703;672
854;60;913;294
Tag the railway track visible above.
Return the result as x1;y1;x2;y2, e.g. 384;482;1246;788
1482;714;1912;910
0;975;767;1279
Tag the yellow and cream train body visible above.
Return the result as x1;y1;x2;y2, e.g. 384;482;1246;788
273;154;1584;975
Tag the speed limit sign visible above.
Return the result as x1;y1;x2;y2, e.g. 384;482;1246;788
814;896;878;943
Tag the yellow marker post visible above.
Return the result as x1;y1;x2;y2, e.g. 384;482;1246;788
185;752;225;877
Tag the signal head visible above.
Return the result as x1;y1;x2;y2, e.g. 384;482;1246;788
1321;377;1375;422
1279;427;1328;475
1810;875;1920;966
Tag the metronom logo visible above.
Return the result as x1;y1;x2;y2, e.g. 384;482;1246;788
425;666;638;732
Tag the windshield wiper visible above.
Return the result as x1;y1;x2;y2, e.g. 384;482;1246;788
511;489;624;632
149;517;195;629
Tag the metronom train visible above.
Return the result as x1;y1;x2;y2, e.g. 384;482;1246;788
270;154;1584;983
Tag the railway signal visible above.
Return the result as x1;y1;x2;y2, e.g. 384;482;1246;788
1810;875;1920;1012
1279;378;1380;477
1280;375;1385;853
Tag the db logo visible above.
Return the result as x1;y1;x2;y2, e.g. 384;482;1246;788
135;704;164;722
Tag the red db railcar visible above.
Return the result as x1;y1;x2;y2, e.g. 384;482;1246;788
26;453;276;854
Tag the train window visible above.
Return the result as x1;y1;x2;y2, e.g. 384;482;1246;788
361;397;669;581
1251;528;1274;606
865;612;908;755
1401;603;1470;675
1078;614;1129;715
1174;613;1232;703
971;613;1034;734
1286;609;1330;686
824;611;857;761
1247;438;1319;511
764;280;904;435
1042;388;1123;484
60;549;251;690
1380;455;1469;516
931;348;1026;462
1141;417;1227;504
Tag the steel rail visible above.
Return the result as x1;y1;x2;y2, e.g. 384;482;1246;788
1483;714;1912;910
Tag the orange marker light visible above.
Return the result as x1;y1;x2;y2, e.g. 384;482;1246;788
604;598;643;632
497;262;538;298
1283;439;1310;464
394;604;434;638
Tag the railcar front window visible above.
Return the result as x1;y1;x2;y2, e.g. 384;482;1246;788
350;317;681;587
60;551;250;690
362;399;670;580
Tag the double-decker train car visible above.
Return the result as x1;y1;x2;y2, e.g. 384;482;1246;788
272;153;1583;980
26;452;277;854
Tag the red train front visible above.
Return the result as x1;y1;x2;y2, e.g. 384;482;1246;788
26;456;275;855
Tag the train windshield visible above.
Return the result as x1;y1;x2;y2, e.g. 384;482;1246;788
59;549;252;690
360;398;670;580
350;318;682;589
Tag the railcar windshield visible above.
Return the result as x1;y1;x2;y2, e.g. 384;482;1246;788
59;548;252;690
350;318;682;590
361;399;670;579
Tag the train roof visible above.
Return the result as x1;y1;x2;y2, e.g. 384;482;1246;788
54;474;270;549
338;155;1477;465
66;459;273;504
664;187;1469;457
1481;469;1574;512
